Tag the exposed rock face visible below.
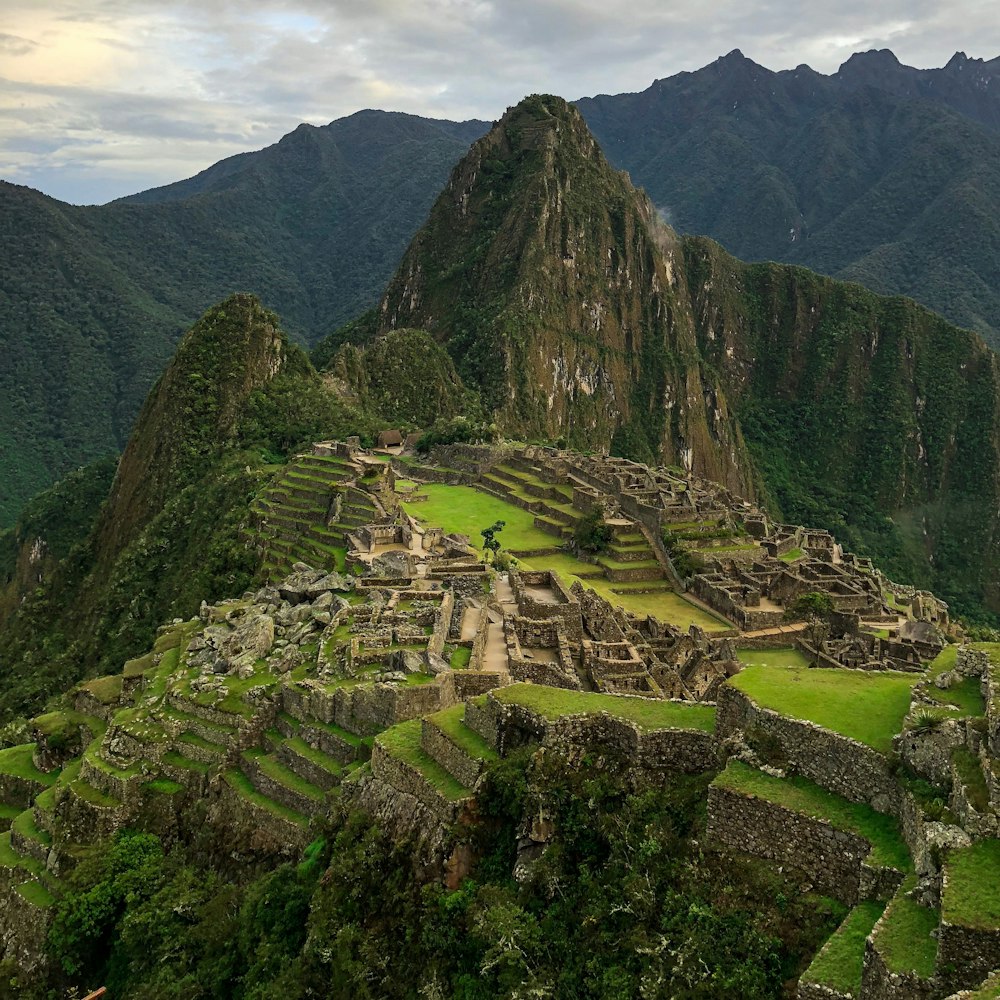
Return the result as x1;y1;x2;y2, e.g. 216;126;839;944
377;94;755;495
218;613;275;676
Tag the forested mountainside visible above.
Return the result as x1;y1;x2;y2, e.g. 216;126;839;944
3;49;1000;526
0;112;486;527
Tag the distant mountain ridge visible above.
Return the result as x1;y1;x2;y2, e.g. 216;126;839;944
3;48;1000;527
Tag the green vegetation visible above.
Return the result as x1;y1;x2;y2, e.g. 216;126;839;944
736;647;812;669
573;507;612;553
449;646;472;669
942;839;1000;929
921;677;986;717
376;719;469;800
713;761;912;871
427;705;498;762
729;665;918;753
953;747;990;812
491;683;717;733
801;901;885;994
875;881;938;978
0;743;58;785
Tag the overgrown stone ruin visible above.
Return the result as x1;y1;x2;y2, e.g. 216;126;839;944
2;438;997;997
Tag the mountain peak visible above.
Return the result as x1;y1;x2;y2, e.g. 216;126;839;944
837;48;902;77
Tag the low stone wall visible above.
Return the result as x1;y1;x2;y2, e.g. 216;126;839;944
0;880;50;977
421;720;485;789
716;686;900;813
936;919;1000;995
706;784;902;906
370;742;465;825
453;670;506;700
796;982;852;1000
861;933;938;999
242;753;322;816
276;743;340;791
207;774;311;859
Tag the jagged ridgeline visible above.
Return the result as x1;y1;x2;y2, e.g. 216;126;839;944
355;94;1000;620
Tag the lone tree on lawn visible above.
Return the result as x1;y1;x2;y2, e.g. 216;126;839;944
481;520;506;565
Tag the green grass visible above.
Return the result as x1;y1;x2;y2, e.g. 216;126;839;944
79;674;124;704
728;666;919;753
15;880;56;908
143;778;185;795
713;761;912;872
162;750;211;775
427;705;498;762
952;747;990;812
736;647;812;669
922;676;985;717
70;779;119;808
11;809;51;847
779;548;804;562
0;803;21;824
401;484;556;552
943;840;1000;929
450;646;472;669
242;750;324;802
284;738;344;776
801;901;885;994
492;683;717;733
0;832;44;877
377;720;470;800
927;644;958;678
875;880;938;978
223;769;309;828
0;744;58;785
32;709;105;741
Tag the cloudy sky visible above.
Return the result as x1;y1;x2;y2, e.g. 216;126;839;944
2;0;997;204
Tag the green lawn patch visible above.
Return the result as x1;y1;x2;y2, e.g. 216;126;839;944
729;665;919;753
713;761;912;872
943;840;1000;929
492;683;717;733
70;779;119;808
427;705;498;762
401;483;555;552
0;803;21;824
953;747;990;812
15;880;55;908
779;548;804;562
243;750;324;801
377;720;470;800
927;644;958;678
163;750;211;775
223;769;309;827
736;647;812;669
0;744;58;785
79;674;124;704
874;880;938;978
11;809;51;847
801;901;885;995
284;738;343;776
0;832;44;877
143;778;185;796
450;646;472;669
921;677;985;717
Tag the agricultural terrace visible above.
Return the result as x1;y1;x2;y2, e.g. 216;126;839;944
728;666;919;753
400;483;729;633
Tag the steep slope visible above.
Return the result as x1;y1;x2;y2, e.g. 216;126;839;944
0;111;488;527
577;49;1000;343
0;295;349;720
372;94;1000;620
377;95;754;494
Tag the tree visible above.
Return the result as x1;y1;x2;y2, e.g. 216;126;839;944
573;507;612;553
480;520;505;565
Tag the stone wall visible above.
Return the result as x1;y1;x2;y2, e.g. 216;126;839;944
369;741;465;825
716;686;900;813
421;719;485;789
706;784;903;906
796;981;852;1000
861;931;938;999
936;919;1000;995
509;570;583;643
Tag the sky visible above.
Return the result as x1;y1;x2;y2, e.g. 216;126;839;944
1;0;998;205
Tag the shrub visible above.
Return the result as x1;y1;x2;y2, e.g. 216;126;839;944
573;507;612;553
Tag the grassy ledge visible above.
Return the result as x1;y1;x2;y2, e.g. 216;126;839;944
491;683;717;733
0;744;60;785
728;665;918;753
873;879;938;978
377;720;470;801
801;901;885;995
223;769;309;827
712;761;912;872
943;839;1000;930
427;705;498;762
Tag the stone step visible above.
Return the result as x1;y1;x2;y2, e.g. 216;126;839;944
163;705;237;745
176;731;228;765
241;750;326;817
8;810;51;865
222;768;310;832
420;706;498;789
276;738;344;791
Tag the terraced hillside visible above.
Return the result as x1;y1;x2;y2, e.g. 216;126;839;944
249;452;383;579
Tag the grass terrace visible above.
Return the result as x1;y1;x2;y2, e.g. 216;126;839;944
377;719;470;800
800;901;884;996
874;879;938;978
728;665;919;753
427;705;498;763
0;744;59;785
490;684;717;733
223;769;309;828
943;839;1000;930
713;761;912;871
736;647;812;669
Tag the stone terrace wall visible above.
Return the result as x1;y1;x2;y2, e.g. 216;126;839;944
861;934;938;1000
369;741;465;825
796;982;852;1000
716;686;900;813
937;919;1000;995
706;784;903;906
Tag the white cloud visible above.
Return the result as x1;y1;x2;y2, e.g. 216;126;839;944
0;0;997;203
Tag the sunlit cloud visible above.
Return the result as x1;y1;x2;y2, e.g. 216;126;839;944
0;0;996;204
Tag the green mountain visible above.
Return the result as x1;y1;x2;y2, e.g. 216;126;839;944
0;112;487;527
369;95;1000;620
578;49;1000;343
0;294;349;720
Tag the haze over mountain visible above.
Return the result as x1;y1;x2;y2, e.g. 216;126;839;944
3;47;1000;530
